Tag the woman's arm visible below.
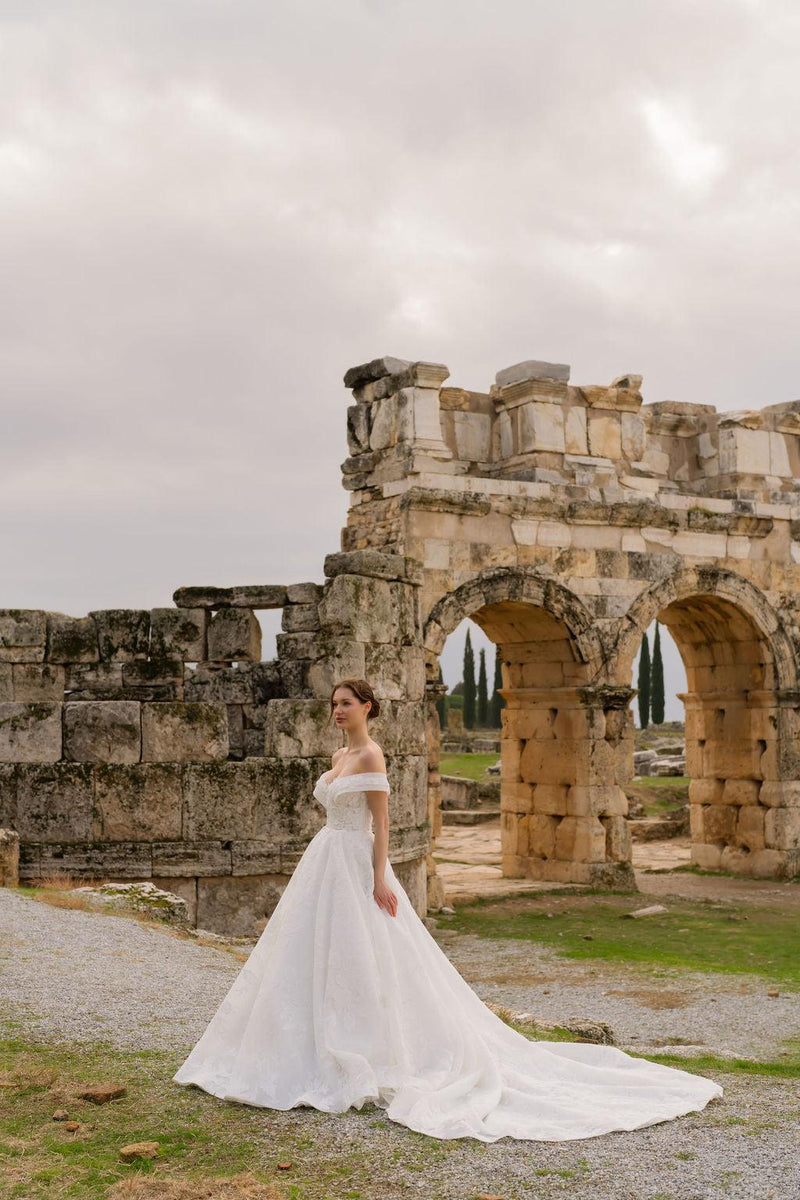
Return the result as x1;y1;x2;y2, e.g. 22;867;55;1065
365;789;397;918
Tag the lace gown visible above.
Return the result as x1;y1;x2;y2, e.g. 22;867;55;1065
172;770;723;1142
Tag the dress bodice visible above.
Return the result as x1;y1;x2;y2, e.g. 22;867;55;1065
313;771;391;832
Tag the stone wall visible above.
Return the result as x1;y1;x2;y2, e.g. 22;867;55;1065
0;564;430;933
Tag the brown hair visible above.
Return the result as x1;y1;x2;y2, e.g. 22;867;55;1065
326;678;381;728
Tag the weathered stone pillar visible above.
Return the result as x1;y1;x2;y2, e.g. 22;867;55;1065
0;829;19;886
425;677;447;909
499;683;635;887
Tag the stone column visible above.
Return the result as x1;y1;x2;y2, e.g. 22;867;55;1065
425;677;447;909
499;683;635;887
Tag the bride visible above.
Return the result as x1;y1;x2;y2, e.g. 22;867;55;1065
172;677;723;1142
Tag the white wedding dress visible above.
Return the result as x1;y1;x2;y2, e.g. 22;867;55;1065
172;769;723;1142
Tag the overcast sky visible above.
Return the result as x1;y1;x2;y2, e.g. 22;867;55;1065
2;1;797;708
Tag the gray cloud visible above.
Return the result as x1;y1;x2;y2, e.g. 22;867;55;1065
2;0;799;681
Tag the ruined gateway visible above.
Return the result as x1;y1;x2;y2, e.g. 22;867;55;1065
2;355;800;933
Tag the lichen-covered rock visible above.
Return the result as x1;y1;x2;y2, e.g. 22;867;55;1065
206;609;262;662
63;701;141;763
74;881;188;925
47;615;98;664
141;702;228;762
88;610;150;661
0;703;62;762
0;610;46;663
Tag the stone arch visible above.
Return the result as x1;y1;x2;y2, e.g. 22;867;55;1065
423;566;635;891
614;566;798;692
423;566;603;668
613;566;800;878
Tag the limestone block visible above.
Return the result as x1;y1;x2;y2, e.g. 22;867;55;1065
495;409;514;459
672;531;727;559
501;810;528;856
495;360;571;387
392;858;427;915
206;609;262;663
318;574;395;643
529;813;558;857
603;814;631;861
719;428;771;475
452;412;491;462
588;413;622;460
537;521;571;547
0;828;19;886
689;778;724;805
307;639;367;695
0;702;62;762
346;403;371;454
89;610;150;661
264;698;340;757
64;701;141;763
287;583;323;605
765;807;800;850
531;784;569;815
554;815;606;862
29;840;152;879
620;413;646;461
364;644;425;702
722;779;761;806
47;615;99;664
229;840;283;876
369;394;400;449
746;848;793;877
184;663;260;703
423;539;450;568
122;660;183;689
0;665;10;701
564;407;588;455
500;780;535;813
150;608;207;662
94;763;182;840
518;402;565;454
698;804;737;843
769;432;791;477
141;702;228;762
173;584;287;609
196;873;291;936
691;842;722;869
759;781;800;808
726;536;750;559
570;785;628;816
0;610;46;663
64;662;124;698
14;763;94;841
11;664;66;702
281;604;320;633
150;840;231;878
734;805;766;851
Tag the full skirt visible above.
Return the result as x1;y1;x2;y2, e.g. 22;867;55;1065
172;825;723;1142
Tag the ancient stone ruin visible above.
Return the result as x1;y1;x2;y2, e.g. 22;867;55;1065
2;354;800;931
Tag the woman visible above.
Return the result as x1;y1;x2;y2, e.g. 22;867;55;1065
173;677;723;1142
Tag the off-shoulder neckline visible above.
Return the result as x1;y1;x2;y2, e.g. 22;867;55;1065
320;769;388;785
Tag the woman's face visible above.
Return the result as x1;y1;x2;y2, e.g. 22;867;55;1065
332;687;369;730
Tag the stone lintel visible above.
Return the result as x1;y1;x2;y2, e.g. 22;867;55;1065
323;550;423;586
495;359;571;388
172;585;288;610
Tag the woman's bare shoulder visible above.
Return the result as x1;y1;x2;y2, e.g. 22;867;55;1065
360;742;386;774
331;746;347;766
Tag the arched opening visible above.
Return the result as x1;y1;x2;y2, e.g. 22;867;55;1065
424;568;636;892
619;571;800;878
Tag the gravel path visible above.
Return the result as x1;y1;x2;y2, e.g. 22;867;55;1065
2;888;799;1199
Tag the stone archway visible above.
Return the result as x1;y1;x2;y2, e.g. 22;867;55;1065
615;568;800;878
424;567;635;889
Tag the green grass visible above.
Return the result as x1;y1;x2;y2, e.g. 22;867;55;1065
439;753;498;782
437;893;800;990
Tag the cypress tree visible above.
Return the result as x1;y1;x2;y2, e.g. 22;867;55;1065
490;649;503;728
651;622;665;726
477;648;489;727
435;662;447;728
637;631;651;729
463;628;476;730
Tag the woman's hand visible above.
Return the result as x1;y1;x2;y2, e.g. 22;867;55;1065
373;879;398;917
